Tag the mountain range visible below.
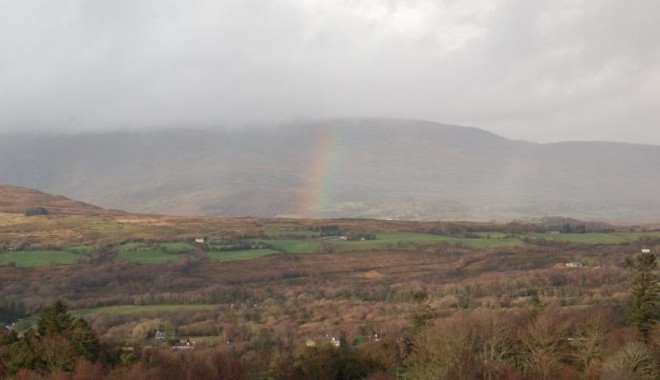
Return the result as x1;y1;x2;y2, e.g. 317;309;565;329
1;118;659;222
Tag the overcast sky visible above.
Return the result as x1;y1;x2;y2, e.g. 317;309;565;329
0;0;658;144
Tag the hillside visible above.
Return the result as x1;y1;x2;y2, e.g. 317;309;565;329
1;118;659;222
1;184;658;378
0;184;119;215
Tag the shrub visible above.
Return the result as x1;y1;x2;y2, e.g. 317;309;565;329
602;342;655;379
24;207;48;216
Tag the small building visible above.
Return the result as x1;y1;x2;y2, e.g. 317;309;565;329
642;248;651;253
194;237;205;244
172;339;195;350
307;335;341;348
154;330;166;340
320;335;341;347
172;344;195;351
329;337;340;347
565;262;583;268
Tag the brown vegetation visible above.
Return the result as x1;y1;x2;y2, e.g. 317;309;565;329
0;186;658;378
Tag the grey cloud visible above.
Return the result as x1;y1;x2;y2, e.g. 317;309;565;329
0;0;658;144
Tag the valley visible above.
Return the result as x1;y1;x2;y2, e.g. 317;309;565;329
0;185;658;378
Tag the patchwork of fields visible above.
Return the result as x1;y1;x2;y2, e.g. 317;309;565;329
2;230;659;267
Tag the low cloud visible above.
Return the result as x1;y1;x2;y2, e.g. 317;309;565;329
0;0;658;144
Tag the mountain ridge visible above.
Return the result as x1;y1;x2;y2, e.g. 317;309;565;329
1;118;658;222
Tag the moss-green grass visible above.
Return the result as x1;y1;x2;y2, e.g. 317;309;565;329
332;232;525;251
71;304;220;318
22;304;221;325
64;245;94;254
159;242;196;253
528;232;632;245
458;238;526;249
0;251;84;267
207;249;276;261
253;239;323;253
256;232;526;253
118;250;179;264
117;242;152;252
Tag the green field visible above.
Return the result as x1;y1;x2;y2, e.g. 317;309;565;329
320;232;526;251
254;239;323;253
0;250;84;267
117;242;151;252
207;249;276;261
457;237;526;249
21;304;221;326
525;232;660;245
159;242;196;253
118;250;179;264
72;304;220;318
64;245;94;254
4;230;659;267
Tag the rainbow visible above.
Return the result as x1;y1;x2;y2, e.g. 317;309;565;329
294;126;341;218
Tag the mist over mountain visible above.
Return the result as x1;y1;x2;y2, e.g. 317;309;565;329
1;118;659;222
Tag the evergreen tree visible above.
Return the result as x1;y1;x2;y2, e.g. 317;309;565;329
38;300;100;371
0;301;101;376
37;300;73;336
70;318;100;362
410;291;433;332
624;251;659;342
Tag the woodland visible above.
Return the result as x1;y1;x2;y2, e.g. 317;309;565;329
0;187;658;379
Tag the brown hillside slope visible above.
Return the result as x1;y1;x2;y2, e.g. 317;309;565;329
0;184;500;246
0;184;122;215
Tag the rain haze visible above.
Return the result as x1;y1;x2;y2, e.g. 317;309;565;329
0;0;659;144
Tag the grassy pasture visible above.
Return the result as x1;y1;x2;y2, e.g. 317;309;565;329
118;250;179;264
21;304;221;326
525;232;660;245
207;249;276;261
64;245;94;254
160;242;196;253
458;237;526;249
117;242;152;252
0;250;84;267
72;304;220;318
254;239;323;253
328;232;526;251
4;229;660;268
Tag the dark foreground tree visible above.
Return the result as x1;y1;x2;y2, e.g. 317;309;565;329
625;251;659;342
0;300;100;376
37;300;73;336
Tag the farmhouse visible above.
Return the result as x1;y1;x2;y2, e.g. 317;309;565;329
172;343;195;351
565;261;583;268
172;339;195;350
154;330;166;340
305;335;341;348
